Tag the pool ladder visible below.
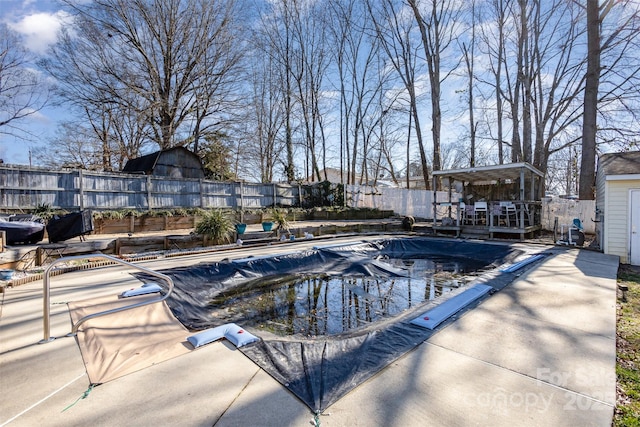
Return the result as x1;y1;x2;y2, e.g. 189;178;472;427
40;254;174;344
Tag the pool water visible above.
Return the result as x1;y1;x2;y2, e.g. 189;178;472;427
207;257;480;337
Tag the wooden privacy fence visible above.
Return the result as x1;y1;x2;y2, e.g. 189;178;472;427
0;166;302;211
1;166;597;234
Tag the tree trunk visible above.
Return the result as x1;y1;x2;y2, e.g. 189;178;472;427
579;0;600;200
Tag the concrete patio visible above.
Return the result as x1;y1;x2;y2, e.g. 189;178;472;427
0;235;618;426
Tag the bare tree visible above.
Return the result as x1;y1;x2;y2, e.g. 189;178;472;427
461;1;477;167
367;0;431;189
579;0;640;199
43;0;243;167
325;0;354;185
243;53;286;182
288;0;330;182
477;0;588;178
530;1;587;175
578;0;602;200
477;1;527;164
326;0;386;185
256;0;300;182
0;24;50;139
479;0;508;164
34;121;103;169
408;0;464;186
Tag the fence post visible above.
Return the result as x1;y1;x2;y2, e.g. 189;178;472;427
239;181;244;222
273;183;277;208
78;169;84;210
147;175;152;210
343;183;347;208
199;179;204;208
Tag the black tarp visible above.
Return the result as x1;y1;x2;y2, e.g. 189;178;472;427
148;237;528;412
46;210;93;243
0;216;45;244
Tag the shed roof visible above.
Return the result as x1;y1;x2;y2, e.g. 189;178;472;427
432;162;544;183
122;151;161;174
598;151;640;176
122;147;203;176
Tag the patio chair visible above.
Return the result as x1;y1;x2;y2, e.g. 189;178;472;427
461;203;475;225
491;205;502;226
499;202;518;227
474;202;488;225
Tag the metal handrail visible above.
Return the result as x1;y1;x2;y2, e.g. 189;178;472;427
40;253;174;343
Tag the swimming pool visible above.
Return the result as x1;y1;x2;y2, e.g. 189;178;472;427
151;237;532;412
161;237;518;335
208;262;482;337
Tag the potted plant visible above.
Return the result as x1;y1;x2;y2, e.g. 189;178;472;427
195;210;234;245
261;221;274;232
235;222;247;234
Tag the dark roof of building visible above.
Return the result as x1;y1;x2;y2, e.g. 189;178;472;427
598;151;640;176
122;151;162;174
122;147;201;174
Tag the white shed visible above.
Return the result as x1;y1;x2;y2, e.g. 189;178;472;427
595;151;640;265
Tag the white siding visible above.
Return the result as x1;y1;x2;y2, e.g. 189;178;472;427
596;167;606;214
605;180;640;263
595;166;607;248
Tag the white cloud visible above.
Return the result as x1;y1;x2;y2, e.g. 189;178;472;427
9;11;71;54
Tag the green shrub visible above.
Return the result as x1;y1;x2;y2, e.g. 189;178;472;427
32;203;57;221
195;210;234;244
271;208;290;233
147;209;174;217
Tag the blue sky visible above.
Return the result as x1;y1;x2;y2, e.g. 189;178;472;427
0;0;71;165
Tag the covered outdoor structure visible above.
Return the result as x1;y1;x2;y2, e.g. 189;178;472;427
432;162;544;240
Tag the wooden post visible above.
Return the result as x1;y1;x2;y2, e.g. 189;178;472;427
78;169;84;210
239;181;244;222
146;175;152;210
199;178;204;208
298;184;303;207
273;183;277;208
432;176;438;224
448;179;452;218
36;247;44;266
530;171;535;201
520;168;526;229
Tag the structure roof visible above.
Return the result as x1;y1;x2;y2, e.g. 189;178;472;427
122;151;161;174
598;151;640;176
432;162;544;183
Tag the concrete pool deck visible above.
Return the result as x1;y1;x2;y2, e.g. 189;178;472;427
0;235;619;426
